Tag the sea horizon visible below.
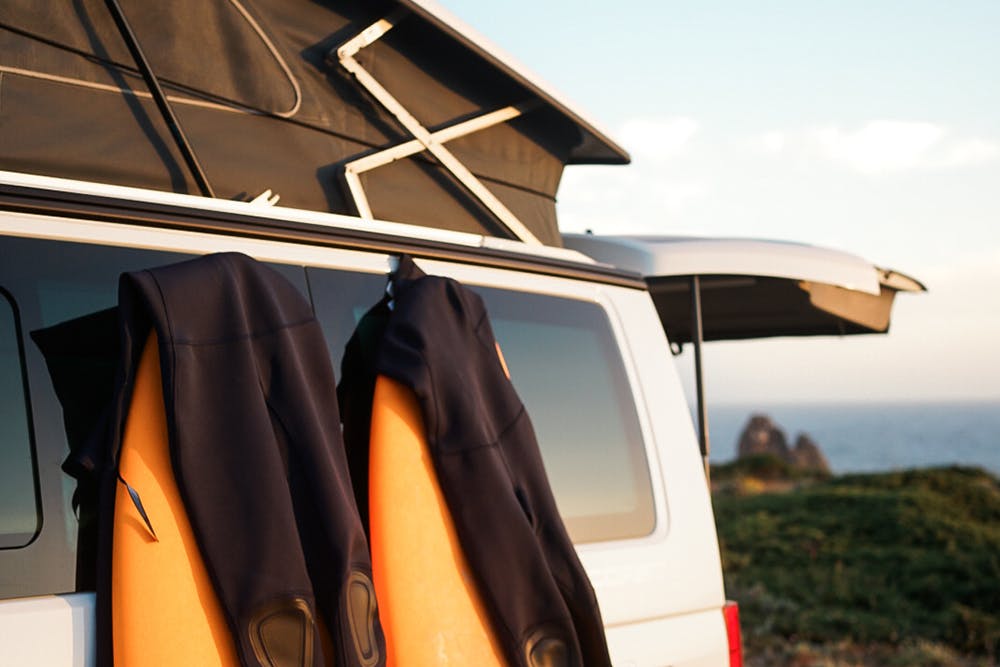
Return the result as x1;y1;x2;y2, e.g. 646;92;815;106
700;399;1000;476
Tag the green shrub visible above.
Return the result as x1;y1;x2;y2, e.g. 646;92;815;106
712;453;832;483
715;466;1000;660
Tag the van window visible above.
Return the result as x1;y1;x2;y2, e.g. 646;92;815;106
476;287;654;543
308;266;655;543
0;237;195;598
305;269;388;366
0;236;309;599
0;289;39;549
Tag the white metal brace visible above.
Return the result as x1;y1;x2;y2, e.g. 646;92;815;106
342;104;529;218
334;15;543;245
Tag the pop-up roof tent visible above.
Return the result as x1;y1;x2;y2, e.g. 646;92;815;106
563;234;926;472
0;0;627;246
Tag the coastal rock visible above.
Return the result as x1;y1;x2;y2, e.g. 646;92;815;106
736;414;830;474
790;434;831;474
737;414;790;460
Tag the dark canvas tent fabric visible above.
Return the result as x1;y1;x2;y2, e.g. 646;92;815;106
0;0;627;246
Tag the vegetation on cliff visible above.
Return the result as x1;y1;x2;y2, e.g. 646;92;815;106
713;459;1000;666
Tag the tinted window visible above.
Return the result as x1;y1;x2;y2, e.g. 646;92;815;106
309;265;655;543
0;289;39;549
0;236;309;599
306;269;387;366
477;288;654;543
0;238;194;598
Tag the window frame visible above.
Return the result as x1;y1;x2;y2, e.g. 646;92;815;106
0;286;43;550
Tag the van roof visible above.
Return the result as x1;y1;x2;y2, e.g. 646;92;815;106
0;170;585;257
0;171;656;289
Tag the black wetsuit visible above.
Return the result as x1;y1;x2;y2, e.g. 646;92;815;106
339;255;613;667
90;253;384;667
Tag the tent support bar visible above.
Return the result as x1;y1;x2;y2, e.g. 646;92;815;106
335;16;542;245
103;0;215;198
690;275;710;479
343;104;529;219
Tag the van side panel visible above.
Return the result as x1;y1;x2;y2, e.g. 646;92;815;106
579;287;729;664
605;609;729;667
0;594;94;666
0;217;731;666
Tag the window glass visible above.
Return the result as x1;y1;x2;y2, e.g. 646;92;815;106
309;265;655;543
0;236;309;597
476;288;654;543
0;289;38;548
306;268;388;365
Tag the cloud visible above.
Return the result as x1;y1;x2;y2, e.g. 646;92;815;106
754;121;999;175
757;130;787;155
657;181;710;212
615;116;700;162
557;165;709;234
557;115;710;232
916;249;1000;316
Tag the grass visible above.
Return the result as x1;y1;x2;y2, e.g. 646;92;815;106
712;458;1000;665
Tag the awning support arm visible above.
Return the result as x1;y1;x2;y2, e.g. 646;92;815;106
690;275;711;479
103;0;215;198
334;15;542;245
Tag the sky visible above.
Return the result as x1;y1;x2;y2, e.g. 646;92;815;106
440;0;1000;404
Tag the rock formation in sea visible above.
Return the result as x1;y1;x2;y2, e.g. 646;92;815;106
737;414;830;474
738;415;790;459
789;433;831;473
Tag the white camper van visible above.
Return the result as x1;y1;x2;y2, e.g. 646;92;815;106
0;2;921;666
0;172;923;667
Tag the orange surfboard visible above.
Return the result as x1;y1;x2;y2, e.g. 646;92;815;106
111;334;239;666
369;375;506;666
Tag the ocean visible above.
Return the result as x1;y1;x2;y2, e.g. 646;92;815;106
704;401;1000;475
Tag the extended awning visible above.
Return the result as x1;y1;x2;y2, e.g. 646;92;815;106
563;234;925;343
563;233;926;476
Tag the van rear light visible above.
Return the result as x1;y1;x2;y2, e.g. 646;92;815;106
723;600;743;667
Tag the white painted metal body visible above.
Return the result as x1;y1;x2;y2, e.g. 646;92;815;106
565;233;887;294
0;173;730;666
0;594;95;667
565;233;926;296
